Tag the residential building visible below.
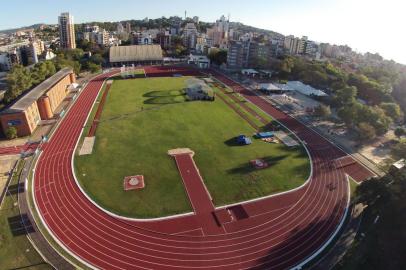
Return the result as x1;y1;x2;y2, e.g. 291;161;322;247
183;23;198;49
188;54;210;69
117;22;125;34
207;15;230;46
0;49;21;71
78;26;110;46
126;22;131;33
284;35;308;55
156;31;171;49
227;40;248;69
58;12;76;49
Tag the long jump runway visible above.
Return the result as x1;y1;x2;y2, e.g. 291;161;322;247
33;66;375;269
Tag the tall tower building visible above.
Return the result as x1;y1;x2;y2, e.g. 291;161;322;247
58;12;76;49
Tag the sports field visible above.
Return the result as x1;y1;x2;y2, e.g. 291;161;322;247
74;76;310;218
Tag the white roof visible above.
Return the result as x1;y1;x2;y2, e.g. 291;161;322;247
241;69;259;74
275;81;328;97
259;83;280;91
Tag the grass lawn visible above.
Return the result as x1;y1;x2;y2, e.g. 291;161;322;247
75;76;310;218
0;160;51;270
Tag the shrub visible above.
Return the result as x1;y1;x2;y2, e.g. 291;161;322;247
5;126;18;139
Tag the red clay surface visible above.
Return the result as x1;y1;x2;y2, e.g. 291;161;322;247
33;66;375;269
87;83;112;137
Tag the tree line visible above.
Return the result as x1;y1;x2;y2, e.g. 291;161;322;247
4;61;56;104
3;46;106;107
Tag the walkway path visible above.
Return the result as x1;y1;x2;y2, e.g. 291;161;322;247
171;150;224;235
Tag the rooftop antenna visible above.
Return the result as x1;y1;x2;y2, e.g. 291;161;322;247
185;10;187;20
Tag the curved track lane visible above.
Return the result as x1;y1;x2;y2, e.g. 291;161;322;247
33;67;374;269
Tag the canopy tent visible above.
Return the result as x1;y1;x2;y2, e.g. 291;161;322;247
255;132;274;138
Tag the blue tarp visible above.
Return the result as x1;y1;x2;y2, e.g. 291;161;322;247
236;135;252;145
256;132;274;138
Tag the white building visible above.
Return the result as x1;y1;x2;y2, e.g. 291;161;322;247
188;54;210;69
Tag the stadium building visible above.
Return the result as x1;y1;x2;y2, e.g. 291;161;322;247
0;67;76;137
109;45;163;66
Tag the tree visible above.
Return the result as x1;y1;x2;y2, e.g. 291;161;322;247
357;122;376;141
208;49;227;65
4;65;33;103
337;103;359;126
380;102;403;121
313;104;331;118
333;86;357;107
279;56;295;78
90;54;104;66
348;73;392;105
54;57;81;74
394;126;406;137
5;126;17;139
391;139;406;159
88;62;101;74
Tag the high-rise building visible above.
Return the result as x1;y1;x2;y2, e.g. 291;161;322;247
117;22;125;34
126;22;132;33
183;23;198;49
157;31;171;49
227;40;251;69
58;12;76;49
284;35;307;55
207;15;230;46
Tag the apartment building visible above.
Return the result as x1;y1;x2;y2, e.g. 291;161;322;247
58;12;76;49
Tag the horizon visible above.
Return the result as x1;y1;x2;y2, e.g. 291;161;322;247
1;0;405;65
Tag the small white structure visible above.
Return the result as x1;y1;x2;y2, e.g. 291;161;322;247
257;83;282;93
185;78;214;101
68;83;79;90
188;54;210;69
241;69;259;76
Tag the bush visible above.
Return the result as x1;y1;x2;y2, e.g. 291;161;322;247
5;126;18;139
313;104;331;118
357;122;376;141
394;126;406;137
88;62;101;74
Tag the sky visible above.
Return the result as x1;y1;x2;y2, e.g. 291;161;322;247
1;0;405;64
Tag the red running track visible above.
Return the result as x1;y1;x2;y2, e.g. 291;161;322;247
33;66;375;270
